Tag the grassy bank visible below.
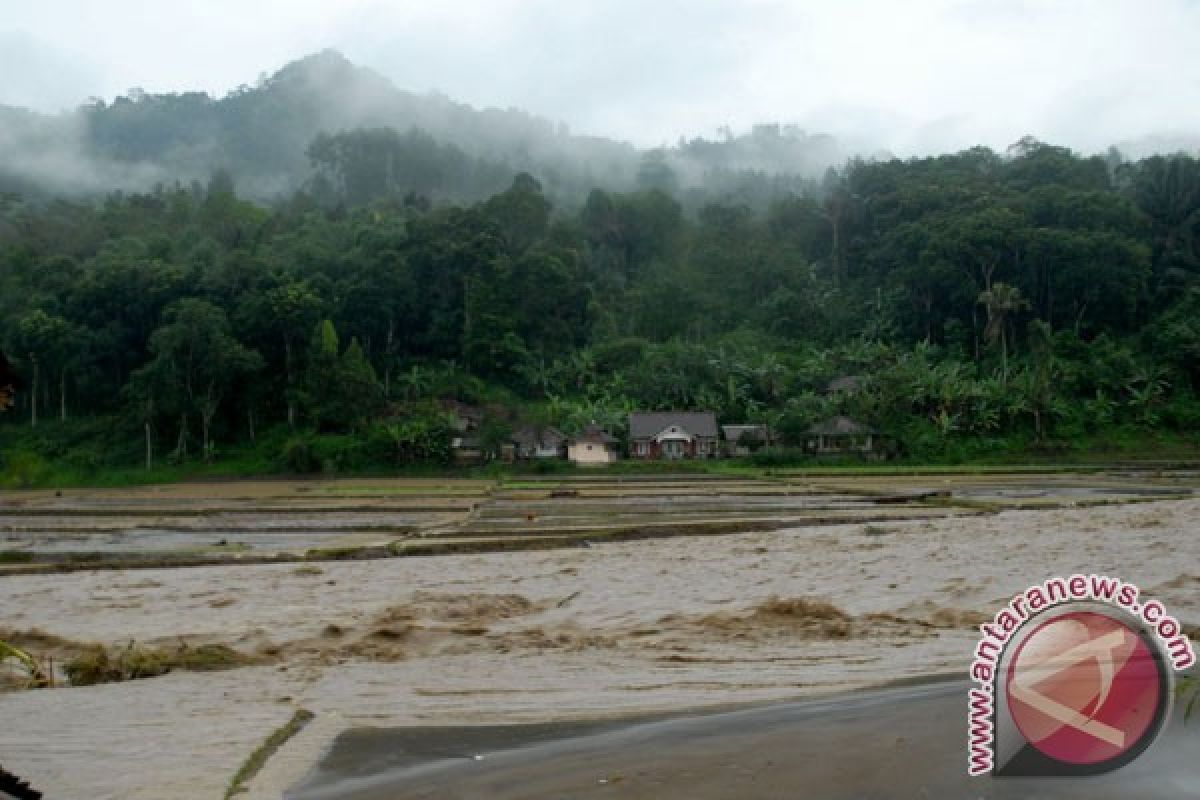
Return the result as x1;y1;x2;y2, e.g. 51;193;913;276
1;417;1198;490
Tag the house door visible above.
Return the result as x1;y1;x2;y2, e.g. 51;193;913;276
663;440;684;459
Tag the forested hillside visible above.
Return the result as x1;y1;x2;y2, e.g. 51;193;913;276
0;50;852;210
2;130;1199;481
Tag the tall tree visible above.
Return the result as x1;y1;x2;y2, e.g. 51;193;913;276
977;282;1030;387
12;310;80;425
132;299;262;461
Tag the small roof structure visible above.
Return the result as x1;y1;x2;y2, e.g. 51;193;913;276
806;416;877;436
629;411;718;439
721;424;770;442
569;423;618;445
511;425;566;449
824;375;864;394
439;399;484;431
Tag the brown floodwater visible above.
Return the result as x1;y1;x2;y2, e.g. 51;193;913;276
2;478;1198;799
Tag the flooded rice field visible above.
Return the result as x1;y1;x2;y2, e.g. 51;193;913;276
2;470;1191;568
0;470;1197;798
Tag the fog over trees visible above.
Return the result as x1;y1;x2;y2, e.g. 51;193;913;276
0;51;866;207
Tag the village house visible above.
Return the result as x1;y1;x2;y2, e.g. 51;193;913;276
803;415;888;460
511;425;567;460
566;423;619;465
629;411;719;460
824;375;864;396
721;423;773;457
441;399;485;464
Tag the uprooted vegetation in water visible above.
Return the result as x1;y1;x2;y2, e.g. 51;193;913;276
4;592;555;682
1;628;257;689
64;642;174;685
1;628;83;689
64;641;254;686
0;639;53;689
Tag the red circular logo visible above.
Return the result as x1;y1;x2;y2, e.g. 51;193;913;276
1005;611;1164;766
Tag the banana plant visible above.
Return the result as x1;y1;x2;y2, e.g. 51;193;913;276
0;640;50;689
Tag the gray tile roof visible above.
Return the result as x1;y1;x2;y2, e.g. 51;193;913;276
825;375;863;393
629;411;718;439
511;425;566;448
721;424;770;442
569;423;618;445
806;415;876;436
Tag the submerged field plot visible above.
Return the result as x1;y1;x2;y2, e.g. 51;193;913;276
1;470;1192;570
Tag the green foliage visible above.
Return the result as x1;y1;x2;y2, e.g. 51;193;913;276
278;432;366;475
302;321;384;431
747;447;813;467
2;139;1200;479
225;709;315;800
129;298;262;461
365;411;454;465
0;451;51;489
0;639;51;688
279;435;320;473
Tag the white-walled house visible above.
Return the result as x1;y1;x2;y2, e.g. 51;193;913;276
566;423;619;465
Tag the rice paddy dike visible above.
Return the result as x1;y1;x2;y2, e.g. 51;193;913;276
0;469;1194;573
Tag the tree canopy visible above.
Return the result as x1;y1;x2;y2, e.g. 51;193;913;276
3;139;1200;472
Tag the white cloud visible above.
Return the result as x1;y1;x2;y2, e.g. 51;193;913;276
1;0;1198;153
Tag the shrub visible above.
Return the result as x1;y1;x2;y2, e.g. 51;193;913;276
280;435;319;473
527;458;572;475
747;447;811;467
0;451;51;489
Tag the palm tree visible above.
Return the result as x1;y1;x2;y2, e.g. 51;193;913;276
519;357;555;397
0;640;50;688
1124;365;1169;427
399;365;428;402
977;283;1030;386
752;353;788;404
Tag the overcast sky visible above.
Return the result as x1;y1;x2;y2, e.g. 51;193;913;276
2;0;1199;155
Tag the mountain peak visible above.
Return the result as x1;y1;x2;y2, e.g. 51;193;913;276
271;49;359;85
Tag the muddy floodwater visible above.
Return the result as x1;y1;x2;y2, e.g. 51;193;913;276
0;472;1197;799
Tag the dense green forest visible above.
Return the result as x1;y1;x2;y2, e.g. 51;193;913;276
2;124;1200;481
